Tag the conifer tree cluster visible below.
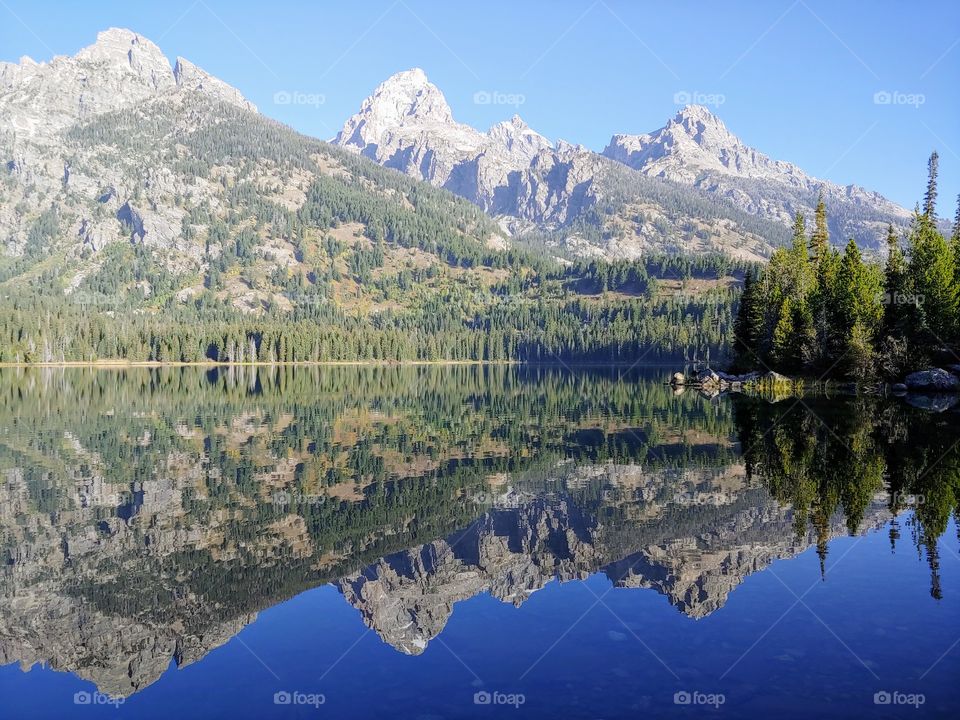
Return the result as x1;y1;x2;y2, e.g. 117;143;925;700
733;152;960;378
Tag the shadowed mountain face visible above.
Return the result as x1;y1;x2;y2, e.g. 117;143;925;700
0;367;955;697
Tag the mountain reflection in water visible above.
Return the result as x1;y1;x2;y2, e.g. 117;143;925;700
0;365;956;705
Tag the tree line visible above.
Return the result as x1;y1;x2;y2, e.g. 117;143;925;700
732;152;959;378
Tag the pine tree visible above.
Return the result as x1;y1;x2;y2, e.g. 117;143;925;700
907;211;958;346
878;225;914;375
952;194;960;291
809;190;830;268
772;296;796;367
953;194;960;245
732;268;763;370
833;240;883;376
809;196;838;369
923;151;939;220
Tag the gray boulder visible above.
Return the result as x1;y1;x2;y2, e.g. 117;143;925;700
904;368;960;392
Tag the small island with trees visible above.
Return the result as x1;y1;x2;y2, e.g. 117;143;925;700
675;152;960;397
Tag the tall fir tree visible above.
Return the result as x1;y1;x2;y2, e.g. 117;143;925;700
833;240;883;376
952;193;960;289
908;156;959;347
732;268;764;371
809;190;830;267
923;151;939;220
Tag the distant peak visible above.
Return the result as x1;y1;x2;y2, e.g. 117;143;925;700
489;114;531;133
95;27;141;42
352;67;453;128
673;104;723;124
384;67;430;85
75;27;170;71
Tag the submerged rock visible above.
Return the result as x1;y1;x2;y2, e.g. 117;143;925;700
904;368;960;392
905;394;959;413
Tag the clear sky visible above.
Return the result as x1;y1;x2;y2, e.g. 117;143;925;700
2;0;958;215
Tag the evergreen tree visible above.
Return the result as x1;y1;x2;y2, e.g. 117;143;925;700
952;194;960;296
809;190;830;268
907;211;958;346
878;225;913;375
831;240;883;376
732;268;763;371
923;151;939;220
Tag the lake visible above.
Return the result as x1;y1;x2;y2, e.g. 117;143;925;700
0;366;957;719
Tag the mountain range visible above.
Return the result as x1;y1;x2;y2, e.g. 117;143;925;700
334;68;913;257
1;29;914;285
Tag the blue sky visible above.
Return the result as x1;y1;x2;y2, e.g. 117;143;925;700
2;0;958;214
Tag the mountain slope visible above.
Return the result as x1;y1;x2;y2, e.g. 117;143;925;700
603;105;912;249
0;29;747;364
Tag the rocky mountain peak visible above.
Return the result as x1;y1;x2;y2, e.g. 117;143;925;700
486;114;552;163
334;67;464;155
173;57;257;112
0;28;255;139
369;68;451;123
666;104;741;151
74;28;171;85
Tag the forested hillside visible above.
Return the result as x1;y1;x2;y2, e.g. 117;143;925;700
1;70;750;363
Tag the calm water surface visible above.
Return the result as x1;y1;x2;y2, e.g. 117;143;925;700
0;366;957;719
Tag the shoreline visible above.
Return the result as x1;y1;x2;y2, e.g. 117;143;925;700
0;360;684;369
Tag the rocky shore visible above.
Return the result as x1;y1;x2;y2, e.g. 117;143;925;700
670;365;960;410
